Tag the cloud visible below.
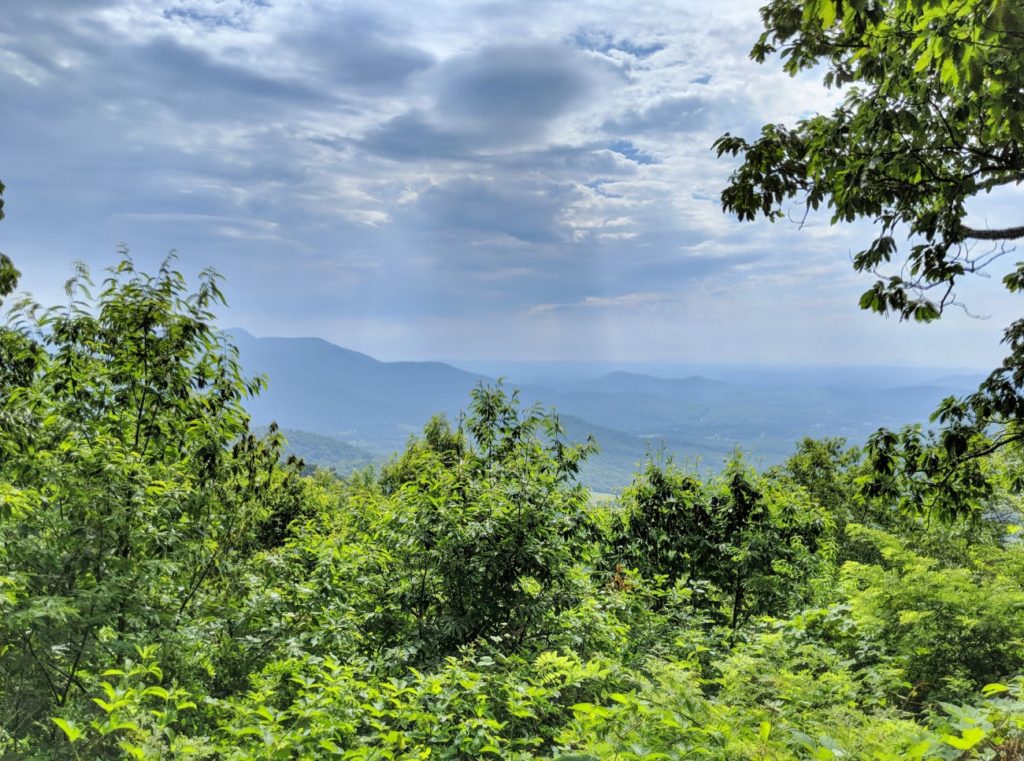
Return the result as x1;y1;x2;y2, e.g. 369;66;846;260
533;291;674;314
408;177;573;244
605;94;717;135
431;43;611;138
161;1;271;30
362;111;479;160
363;42;623;159
126;35;328;114
281;10;434;93
606;140;656;165
2;0;1012;366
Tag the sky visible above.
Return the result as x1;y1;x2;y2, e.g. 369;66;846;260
1;0;1020;367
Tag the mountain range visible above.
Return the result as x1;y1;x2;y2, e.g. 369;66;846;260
230;329;984;492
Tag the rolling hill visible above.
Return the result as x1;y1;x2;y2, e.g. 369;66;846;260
232;329;980;491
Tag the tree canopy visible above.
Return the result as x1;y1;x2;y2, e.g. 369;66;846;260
0;179;18;301
715;0;1024;318
6;4;1024;753
715;0;1024;519
2;251;1024;759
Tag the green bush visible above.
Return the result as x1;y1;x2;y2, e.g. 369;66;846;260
2;258;1023;760
368;385;598;660
839;523;1024;706
616;458;835;627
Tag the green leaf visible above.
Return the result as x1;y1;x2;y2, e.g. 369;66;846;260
819;0;837;27
51;717;83;743
119;743;146;760
942;727;985;750
906;740;931;759
914;48;933;72
941;56;960;86
142;685;170;700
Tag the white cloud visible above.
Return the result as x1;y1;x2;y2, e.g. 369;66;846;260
0;0;1011;367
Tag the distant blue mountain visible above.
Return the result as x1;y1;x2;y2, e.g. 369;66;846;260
229;329;980;492
571;371;730;399
230;328;490;451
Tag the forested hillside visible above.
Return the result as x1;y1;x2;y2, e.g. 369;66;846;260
234;330;973;492
1;256;1023;759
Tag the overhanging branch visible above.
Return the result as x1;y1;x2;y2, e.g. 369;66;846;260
962;225;1024;241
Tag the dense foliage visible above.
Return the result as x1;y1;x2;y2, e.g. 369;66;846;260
1;258;1022;759
716;0;1024;320
2;3;1023;750
715;0;1024;522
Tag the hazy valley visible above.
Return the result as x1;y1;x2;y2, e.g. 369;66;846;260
233;329;984;491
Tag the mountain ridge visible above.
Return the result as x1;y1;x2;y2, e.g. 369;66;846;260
228;329;977;491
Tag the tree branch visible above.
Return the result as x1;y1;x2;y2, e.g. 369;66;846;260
962;225;1024;241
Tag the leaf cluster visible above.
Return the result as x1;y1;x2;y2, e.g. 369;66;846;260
0;258;1022;760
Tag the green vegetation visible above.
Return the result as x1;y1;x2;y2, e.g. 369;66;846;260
2;1;1024;757
715;0;1024;520
1;255;1022;759
259;427;379;476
